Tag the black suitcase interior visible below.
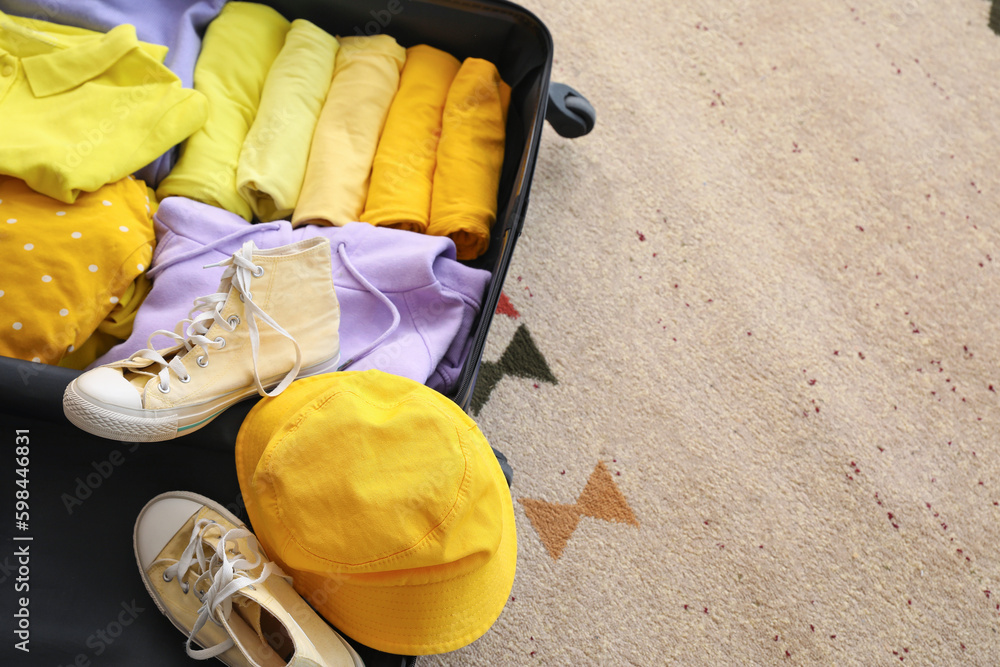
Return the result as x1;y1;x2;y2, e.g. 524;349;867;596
0;0;593;664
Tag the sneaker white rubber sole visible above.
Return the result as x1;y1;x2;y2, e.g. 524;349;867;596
63;353;341;442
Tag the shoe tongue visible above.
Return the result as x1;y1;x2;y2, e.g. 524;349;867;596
232;594;295;665
126;372;150;394
235;596;267;643
120;345;193;389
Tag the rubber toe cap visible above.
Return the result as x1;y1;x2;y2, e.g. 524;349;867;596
75;367;144;410
134;495;203;570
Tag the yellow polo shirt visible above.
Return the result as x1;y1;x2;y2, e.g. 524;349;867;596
0;12;208;203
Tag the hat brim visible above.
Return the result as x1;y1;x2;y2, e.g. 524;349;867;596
235;372;517;655
293;475;516;655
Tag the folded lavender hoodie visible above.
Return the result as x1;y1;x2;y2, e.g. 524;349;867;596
0;0;228;185
90;197;491;394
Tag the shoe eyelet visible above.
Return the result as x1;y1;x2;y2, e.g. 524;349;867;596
197;356;208;368
227;314;240;328
163;572;173;583
179;374;191;383
252;265;264;278
157;382;169;394
214;336;226;349
181;582;190;594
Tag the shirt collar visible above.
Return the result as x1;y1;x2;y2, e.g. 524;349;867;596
11;23;142;98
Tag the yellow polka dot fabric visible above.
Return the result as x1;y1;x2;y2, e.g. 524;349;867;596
57;271;153;370
0;176;155;365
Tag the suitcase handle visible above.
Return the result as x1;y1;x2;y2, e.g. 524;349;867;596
546;82;596;138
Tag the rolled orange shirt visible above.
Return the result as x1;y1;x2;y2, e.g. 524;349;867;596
361;44;461;233
427;58;511;260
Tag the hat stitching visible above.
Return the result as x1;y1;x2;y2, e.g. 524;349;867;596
267;387;474;568
328;613;498;640
328;511;511;591
331;576;507;612
318;511;513;608
319;606;506;653
318;591;504;634
331;556;505;600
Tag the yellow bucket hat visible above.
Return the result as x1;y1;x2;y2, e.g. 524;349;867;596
234;370;516;656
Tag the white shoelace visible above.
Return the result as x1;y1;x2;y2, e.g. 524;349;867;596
129;241;302;397
160;518;284;660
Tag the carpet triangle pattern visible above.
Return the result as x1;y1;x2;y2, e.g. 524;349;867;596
519;461;639;560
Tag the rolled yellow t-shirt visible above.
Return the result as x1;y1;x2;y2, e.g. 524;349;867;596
157;2;291;221
360;44;461;233
237;20;339;222
427;58;511;260
292;34;405;227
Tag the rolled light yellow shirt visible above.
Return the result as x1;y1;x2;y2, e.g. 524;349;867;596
0;13;208;204
157;1;291;221
292;34;405;228
236;19;339;222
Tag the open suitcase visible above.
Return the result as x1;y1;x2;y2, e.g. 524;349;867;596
0;0;594;664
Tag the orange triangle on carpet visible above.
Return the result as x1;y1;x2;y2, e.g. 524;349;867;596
577;461;639;526
519;498;582;560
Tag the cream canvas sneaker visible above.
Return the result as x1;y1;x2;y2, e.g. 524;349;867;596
63;238;341;442
134;491;364;667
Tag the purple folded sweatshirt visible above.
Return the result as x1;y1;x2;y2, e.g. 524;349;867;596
0;0;229;185
90;196;491;394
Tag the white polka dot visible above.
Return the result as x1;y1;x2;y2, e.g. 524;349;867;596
0;290;4;297
0;199;3;204
12;322;22;330
110;296;119;304
102;200;112;206
31;357;40;363
7;218;16;224
41;275;52;283
89;265;98;272
56;211;66;216
137;264;144;271
59;308;68;317
145;204;151;213
71;232;82;239
68;345;75;353
23;243;33;251
119;226;129;232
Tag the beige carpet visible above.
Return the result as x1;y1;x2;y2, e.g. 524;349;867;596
426;0;1000;664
